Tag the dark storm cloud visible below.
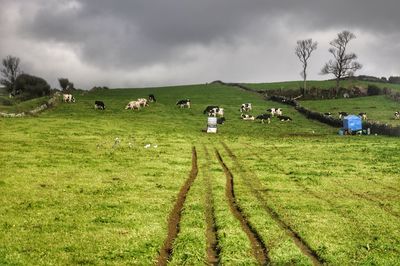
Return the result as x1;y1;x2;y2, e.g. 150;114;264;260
1;0;399;88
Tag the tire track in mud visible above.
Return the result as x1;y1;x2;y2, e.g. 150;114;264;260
221;142;323;266
202;146;221;265
215;149;270;265
156;147;199;266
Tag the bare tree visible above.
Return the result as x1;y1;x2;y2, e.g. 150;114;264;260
1;55;22;94
321;30;362;90
58;78;70;91
295;39;317;92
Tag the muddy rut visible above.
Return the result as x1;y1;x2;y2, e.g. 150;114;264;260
221;142;323;266
202;146;221;265
215;149;270;265
156;147;198;266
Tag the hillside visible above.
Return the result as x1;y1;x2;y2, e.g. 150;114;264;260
1;83;399;265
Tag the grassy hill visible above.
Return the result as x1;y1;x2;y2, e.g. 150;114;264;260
0;83;399;265
244;79;400;91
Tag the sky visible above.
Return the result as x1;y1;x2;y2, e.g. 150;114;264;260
1;0;399;89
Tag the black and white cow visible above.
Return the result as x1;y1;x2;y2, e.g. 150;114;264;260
324;112;332;116
209;107;224;117
203;105;219;114
241;114;255;120
358;112;367;120
266;108;276;116
177;99;191;108
94;100;105;110
338;112;348;119
63;94;75;103
394;111;400;120
217;117;226;124
277;115;292;121
148;94;157;102
256;113;272;124
240;103;252;113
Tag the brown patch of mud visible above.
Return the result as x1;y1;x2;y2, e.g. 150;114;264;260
202;146;220;265
221;142;323;266
156;147;199;266
215;150;270;265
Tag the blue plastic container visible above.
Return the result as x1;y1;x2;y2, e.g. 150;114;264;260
343;115;362;131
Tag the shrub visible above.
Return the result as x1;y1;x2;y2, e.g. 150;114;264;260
15;74;50;100
367;85;382;96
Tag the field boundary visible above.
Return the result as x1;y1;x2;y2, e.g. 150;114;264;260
221;142;324;266
0;93;61;118
156;147;199;266
215;149;270;265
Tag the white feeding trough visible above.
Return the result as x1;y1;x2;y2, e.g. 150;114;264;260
207;117;218;133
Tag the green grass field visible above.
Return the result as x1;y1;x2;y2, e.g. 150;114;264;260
244;80;400;91
1;83;399;265
300;95;400;126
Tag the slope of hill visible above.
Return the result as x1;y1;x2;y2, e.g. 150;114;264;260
1;83;399;265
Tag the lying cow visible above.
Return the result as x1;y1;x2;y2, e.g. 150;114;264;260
203;105;219;114
148;94;156;102
217;117;226;124
240;103;252;112
177;99;191;108
125;100;141;110
338;112;348;119
277;115;292;121
241;114;255;120
209;107;224;117
395;111;400;120
256;113;271;124
94;100;105;110
358;112;367;120
63;94;75;103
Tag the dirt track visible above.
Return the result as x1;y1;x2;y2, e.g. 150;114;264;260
215;149;270;265
156;147;198;266
202;146;220;265
221;142;323;266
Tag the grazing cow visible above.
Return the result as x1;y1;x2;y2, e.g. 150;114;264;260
394;111;400;120
241;114;255;120
275;108;283;116
240;103;252;113
125;100;141;110
338;112;348;119
277;115;292;121
94;100;105;110
148;94;156;102
324;112;332;116
203;105;219;114
217;117;226;124
177;99;191;108
209;107;224;117
266;108;278;116
63;94;75;103
256;113;272;124
358;112;367;120
137;98;149;107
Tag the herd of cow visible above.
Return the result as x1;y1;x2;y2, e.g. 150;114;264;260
62;93;400;122
203;102;293;125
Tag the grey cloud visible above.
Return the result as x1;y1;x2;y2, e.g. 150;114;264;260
1;0;399;88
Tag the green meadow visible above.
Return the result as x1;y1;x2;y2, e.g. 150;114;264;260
1;83;399;265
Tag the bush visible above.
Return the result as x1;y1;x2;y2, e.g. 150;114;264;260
367;85;382;96
0;97;13;106
15;74;50;100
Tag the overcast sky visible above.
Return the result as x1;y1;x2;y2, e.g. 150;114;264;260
1;0;399;89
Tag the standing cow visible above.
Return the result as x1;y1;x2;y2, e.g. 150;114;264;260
240;103;252;113
63;94;75;103
94;101;105;110
148;94;157;102
177;99;191;108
